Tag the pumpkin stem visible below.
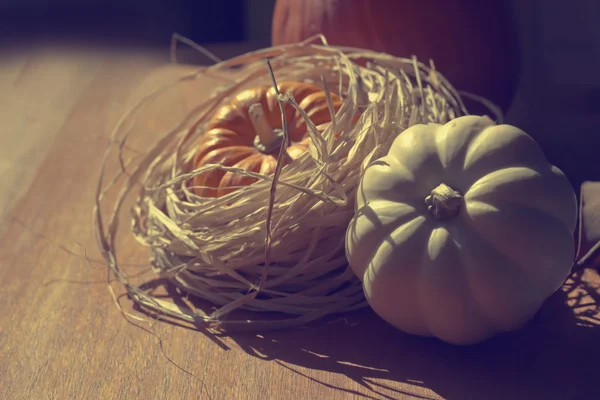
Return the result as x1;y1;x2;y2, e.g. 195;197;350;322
425;183;463;220
249;103;283;153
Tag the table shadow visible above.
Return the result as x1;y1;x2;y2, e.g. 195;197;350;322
134;268;600;400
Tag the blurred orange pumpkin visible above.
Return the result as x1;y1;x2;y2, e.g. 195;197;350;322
271;0;521;114
190;81;343;197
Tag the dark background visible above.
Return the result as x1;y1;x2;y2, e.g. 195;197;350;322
0;0;276;48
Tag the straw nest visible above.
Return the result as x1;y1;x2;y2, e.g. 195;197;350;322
94;35;501;333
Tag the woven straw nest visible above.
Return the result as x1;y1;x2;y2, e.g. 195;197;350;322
94;35;500;333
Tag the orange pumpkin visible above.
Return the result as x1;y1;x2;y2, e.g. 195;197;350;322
271;0;520;114
190;81;344;197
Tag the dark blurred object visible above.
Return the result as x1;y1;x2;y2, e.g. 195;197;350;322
0;0;245;48
576;182;600;267
271;0;521;114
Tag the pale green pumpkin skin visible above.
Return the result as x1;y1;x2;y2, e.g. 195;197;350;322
345;116;578;345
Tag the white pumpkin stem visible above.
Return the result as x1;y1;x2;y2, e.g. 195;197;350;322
249;103;282;153
425;183;463;220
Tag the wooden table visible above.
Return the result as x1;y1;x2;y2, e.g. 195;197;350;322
1;44;599;400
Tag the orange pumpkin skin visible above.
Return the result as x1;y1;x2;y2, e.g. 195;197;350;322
190;81;344;198
271;0;520;114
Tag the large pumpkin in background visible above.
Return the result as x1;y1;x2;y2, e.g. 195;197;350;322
271;0;521;114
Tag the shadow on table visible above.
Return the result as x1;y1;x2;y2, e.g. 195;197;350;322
134;268;600;400
229;268;600;400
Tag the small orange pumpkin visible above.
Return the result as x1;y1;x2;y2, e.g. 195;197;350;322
190;81;344;197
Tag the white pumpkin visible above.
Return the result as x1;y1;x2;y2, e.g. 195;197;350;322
345;115;578;345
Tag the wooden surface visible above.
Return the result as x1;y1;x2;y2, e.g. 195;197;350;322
1;44;600;400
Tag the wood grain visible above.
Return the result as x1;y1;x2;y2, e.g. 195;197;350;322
1;47;600;400
0;47;98;230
